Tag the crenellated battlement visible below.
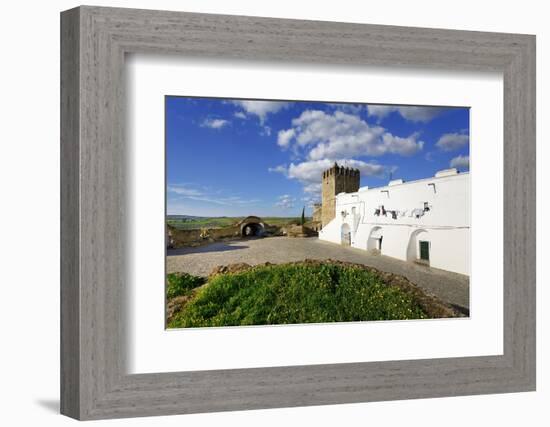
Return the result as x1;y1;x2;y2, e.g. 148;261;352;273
321;162;360;227
322;162;360;179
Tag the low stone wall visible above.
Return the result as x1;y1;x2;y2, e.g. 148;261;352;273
286;224;318;238
167;222;286;248
168;225;241;248
209;226;241;240
265;224;284;236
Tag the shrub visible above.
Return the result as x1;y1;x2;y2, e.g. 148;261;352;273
166;272;206;299
168;263;427;328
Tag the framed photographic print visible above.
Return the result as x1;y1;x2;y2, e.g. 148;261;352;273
61;6;536;420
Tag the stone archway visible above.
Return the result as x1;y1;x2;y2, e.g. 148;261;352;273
238;216;265;237
367;226;383;252
242;223;264;237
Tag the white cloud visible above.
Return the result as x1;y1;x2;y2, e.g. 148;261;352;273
450;154;470;169
366;105;395;120
167;184;258;206
279;110;423;159
367;105;446;123
301;195;320;208
275;194;296;209
397;106;446;122
381;133;425;155
234;111;247;119
268;165;287;174
167;185;204;197
277;128;295;147
303;183;321;194
328;103;367;114
232;100;291;123
436;132;469;151
201;118;229;129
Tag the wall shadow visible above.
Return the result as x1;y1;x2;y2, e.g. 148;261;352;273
167;242;249;256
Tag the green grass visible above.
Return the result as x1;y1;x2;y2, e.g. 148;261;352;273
168;263;427;328
166;272;206;299
167;217;238;230
166;216;309;230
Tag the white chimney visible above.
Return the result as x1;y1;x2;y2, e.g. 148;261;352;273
435;168;458;178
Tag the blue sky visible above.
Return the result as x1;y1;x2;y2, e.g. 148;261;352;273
166;97;469;217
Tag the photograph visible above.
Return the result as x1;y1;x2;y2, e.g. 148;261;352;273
165;97;471;328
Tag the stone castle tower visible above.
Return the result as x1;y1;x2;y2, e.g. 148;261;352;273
321;163;360;227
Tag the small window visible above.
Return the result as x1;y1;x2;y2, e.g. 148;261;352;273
423;202;430;212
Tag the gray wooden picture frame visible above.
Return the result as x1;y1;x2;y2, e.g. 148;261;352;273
60;5;536;421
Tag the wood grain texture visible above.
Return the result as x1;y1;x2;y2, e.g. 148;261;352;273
60;7;80;419
60;6;536;420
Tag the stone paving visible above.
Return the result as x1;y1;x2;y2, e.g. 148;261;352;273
167;236;470;313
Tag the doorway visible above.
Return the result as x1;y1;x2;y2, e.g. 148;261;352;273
419;240;430;261
341;223;351;246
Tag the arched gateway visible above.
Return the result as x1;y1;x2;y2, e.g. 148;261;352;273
237;216;266;237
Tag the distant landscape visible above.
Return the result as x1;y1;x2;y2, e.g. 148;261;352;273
167;215;308;230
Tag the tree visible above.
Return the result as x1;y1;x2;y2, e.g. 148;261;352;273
300;206;305;225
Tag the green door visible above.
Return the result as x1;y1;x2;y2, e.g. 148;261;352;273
419;241;430;261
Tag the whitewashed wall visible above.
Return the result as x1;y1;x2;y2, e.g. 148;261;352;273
319;171;470;275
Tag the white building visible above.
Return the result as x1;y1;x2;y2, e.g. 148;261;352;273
318;167;470;276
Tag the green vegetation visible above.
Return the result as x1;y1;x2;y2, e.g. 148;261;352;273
168;263;427;328
166;272;206;299
167;216;309;230
167;216;237;230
